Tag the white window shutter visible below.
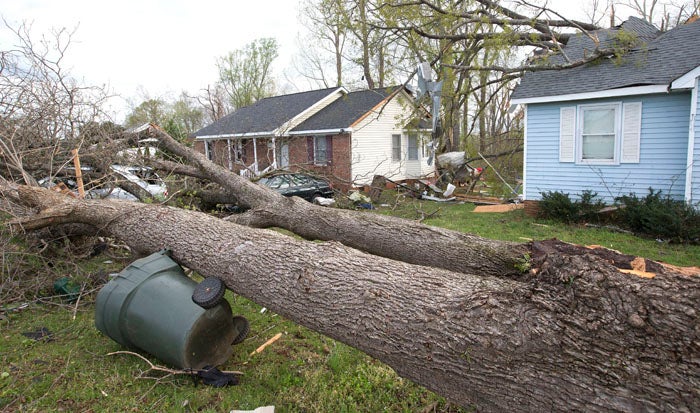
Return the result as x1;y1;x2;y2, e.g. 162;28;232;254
621;102;642;163
559;107;576;162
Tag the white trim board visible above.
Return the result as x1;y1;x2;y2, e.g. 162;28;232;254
510;85;667;105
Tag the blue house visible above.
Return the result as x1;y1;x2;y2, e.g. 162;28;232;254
511;17;700;206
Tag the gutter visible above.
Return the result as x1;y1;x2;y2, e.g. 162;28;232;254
685;76;698;204
194;131;275;140
287;128;353;136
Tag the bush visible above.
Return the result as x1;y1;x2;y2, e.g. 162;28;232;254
538;190;605;223
615;189;700;243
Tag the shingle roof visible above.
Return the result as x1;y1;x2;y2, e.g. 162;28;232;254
192;87;341;137
291;87;399;132
511;17;700;100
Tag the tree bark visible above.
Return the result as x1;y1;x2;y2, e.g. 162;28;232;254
146;125;527;277
8;185;699;413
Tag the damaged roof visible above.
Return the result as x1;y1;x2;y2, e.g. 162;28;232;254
511;17;700;101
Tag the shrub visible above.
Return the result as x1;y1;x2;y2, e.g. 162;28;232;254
538;190;605;223
538;191;579;223
615;189;700;243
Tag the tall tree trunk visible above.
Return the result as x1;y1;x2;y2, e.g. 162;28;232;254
149;125;527;277
9;185;699;413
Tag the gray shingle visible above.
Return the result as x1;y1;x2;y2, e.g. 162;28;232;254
512;17;700;100
192;87;340;137
291;87;398;132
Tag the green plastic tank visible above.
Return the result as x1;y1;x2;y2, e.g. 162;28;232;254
95;250;237;369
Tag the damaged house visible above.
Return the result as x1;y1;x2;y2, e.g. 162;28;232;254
191;86;435;190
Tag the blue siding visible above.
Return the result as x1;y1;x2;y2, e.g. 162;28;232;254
525;92;691;204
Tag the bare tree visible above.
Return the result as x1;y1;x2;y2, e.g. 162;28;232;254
0;20;111;183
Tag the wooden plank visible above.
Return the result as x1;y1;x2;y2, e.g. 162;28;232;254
472;203;524;213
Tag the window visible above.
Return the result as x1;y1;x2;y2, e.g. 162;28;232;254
392;134;401;162
314;136;327;164
559;102;641;165
580;105;616;161
307;136;332;165
407;134;419;160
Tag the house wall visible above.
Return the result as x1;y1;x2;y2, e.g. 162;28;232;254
350;95;435;186
524;92;691;204
286;133;352;191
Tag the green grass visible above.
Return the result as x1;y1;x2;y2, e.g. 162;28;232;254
2;196;698;412
1;290;460;412
375;199;699;267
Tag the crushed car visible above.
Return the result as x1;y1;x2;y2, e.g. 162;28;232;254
256;172;334;203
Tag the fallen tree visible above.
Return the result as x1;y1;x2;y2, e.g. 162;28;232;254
5;184;698;412
142;125;528;278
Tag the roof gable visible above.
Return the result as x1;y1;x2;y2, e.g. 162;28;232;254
192;87;343;137
290;86;404;132
512;17;700;102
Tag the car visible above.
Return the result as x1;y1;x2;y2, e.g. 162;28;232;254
39;165;167;202
89;165;168;201
257;172;334;202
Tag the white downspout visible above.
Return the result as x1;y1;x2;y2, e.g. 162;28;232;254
253;137;259;174
272;136;277;169
227;139;233;171
685;77;698;204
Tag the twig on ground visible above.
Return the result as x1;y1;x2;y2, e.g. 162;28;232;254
107;351;243;376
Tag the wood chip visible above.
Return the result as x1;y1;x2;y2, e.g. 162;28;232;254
619;269;656;278
250;332;283;356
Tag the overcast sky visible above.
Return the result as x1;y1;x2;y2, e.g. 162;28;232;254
2;0;636;123
1;0;303;121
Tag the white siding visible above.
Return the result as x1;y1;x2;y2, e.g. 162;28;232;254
350;95;435;185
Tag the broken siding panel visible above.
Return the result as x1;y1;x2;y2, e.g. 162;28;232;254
525;93;691;203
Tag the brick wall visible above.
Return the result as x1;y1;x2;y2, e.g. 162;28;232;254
287;133;351;191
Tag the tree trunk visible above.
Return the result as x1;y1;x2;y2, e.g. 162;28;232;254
9;185;699;413
146;125;526;277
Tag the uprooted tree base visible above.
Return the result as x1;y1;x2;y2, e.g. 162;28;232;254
5;185;698;412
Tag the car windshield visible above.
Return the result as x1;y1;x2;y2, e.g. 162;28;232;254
262;175;291;189
290;175;312;185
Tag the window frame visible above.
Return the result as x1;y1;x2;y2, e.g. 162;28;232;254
576;103;620;165
407;133;419;161
391;134;401;162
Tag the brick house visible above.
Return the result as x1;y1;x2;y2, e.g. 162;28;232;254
191;86;435;191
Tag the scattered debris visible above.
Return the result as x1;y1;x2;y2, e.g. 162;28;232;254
197;365;240;387
107;351;242;387
421;195;455;202
230;407;275;413
21;327;53;342
53;277;80;302
250;332;283;356
313;197;335;207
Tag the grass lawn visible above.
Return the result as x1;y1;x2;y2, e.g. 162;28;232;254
1;198;697;412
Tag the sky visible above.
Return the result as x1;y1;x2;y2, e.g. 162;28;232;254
1;0;639;123
1;0;304;121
